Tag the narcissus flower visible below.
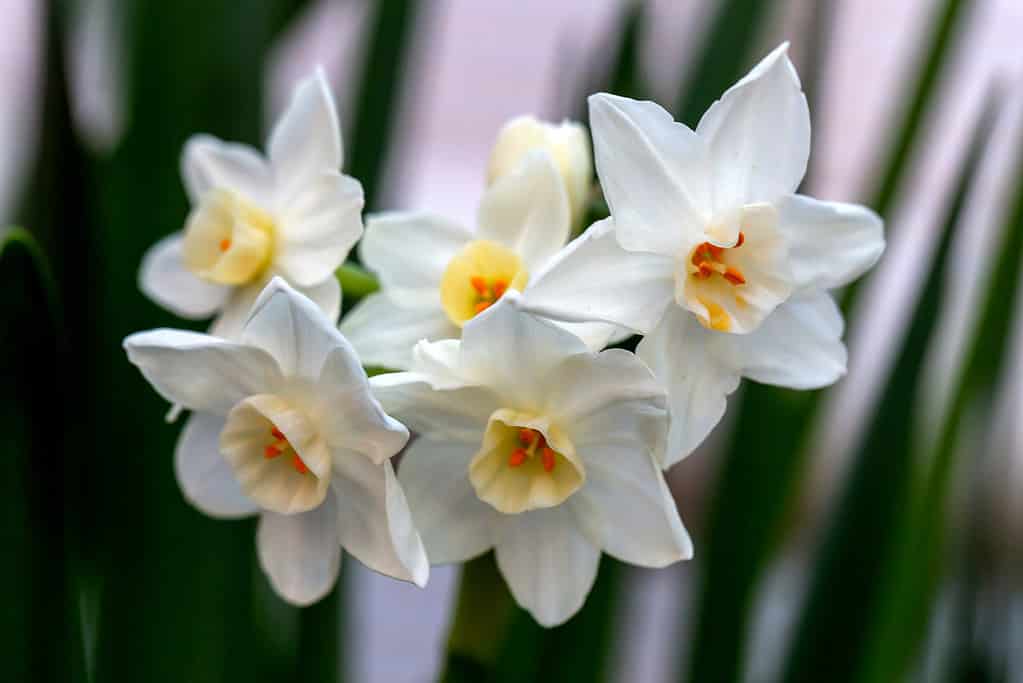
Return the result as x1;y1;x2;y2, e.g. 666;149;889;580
522;44;884;467
371;294;691;626
341;151;619;370
140;69;363;339
124;278;428;605
487;116;593;227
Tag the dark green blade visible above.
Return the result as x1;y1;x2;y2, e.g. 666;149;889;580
36;2;328;681
674;0;774;124
856;89;1023;683
346;0;425;214
779;88;1001;683
0;229;87;683
843;0;973;312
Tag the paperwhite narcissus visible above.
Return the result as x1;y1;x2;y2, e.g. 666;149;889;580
521;43;885;467
340;151;619;370
124;278;428;605
487;116;593;228
371;293;692;627
139;68;363;340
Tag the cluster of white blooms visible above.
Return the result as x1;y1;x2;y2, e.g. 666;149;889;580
124;44;883;626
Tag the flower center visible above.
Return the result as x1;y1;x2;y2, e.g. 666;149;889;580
684;232;747;332
220;394;330;514
263;426;311;475
468;409;584;514
690;232;747;285
182;188;275;285
508;428;558;472
439;240;528;327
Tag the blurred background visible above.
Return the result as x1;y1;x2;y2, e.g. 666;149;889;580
3;0;1023;681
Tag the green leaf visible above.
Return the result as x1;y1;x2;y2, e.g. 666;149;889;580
674;0;774;124
856;88;1023;683
346;0;424;214
338;261;380;311
43;2;329;681
779;88;1002;683
0;229;87;683
843;0;973;312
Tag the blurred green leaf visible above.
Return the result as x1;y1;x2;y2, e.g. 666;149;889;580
338;261;380;311
46;2;328;681
867;0;973;218
844;0;973;313
674;0;773;125
347;0;424;214
779;89;1001;683
857;90;1023;683
0;228;86;683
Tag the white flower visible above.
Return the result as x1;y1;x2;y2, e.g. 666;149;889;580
371;293;691;627
521;44;885;468
124;278;428;605
139;68;363;340
340;151;621;370
487;116;593;227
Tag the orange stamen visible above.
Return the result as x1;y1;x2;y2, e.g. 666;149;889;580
219;238;231;252
292;454;309;474
493;280;508;298
723;267;746;285
518;429;535;445
264;444;281;459
541;447;556;472
735;231;745;247
508;448;527;468
470;276;488;295
474;301;492;314
271;427;285;441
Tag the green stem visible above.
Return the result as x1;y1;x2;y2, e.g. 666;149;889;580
440;554;518;682
337;262;380;303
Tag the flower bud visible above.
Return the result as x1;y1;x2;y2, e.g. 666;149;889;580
487;116;593;228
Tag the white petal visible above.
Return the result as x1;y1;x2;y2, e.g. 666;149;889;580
124;329;282;415
139;232;229;319
637;306;741;467
397;437;500;564
317;348;409;466
241;277;345;380
181;134;273;205
546;347;666;438
588;93;709;253
359;212;472;305
268;68;342;201
210;277;339;343
554;320;626;352
696;43;810;210
727;291;847;389
569;446;691;568
494;505;601;627
778;194;885;292
209;282;262;341
257;494;341;606
326;455;427;586
460;294;587;410
520;218;675;334
275;171;364;287
370;373;498;443
174;413;258;518
297;276;342;325
476;152;571;271
339;293;458;371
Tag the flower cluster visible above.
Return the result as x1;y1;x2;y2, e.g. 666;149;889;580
124;44;883;626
